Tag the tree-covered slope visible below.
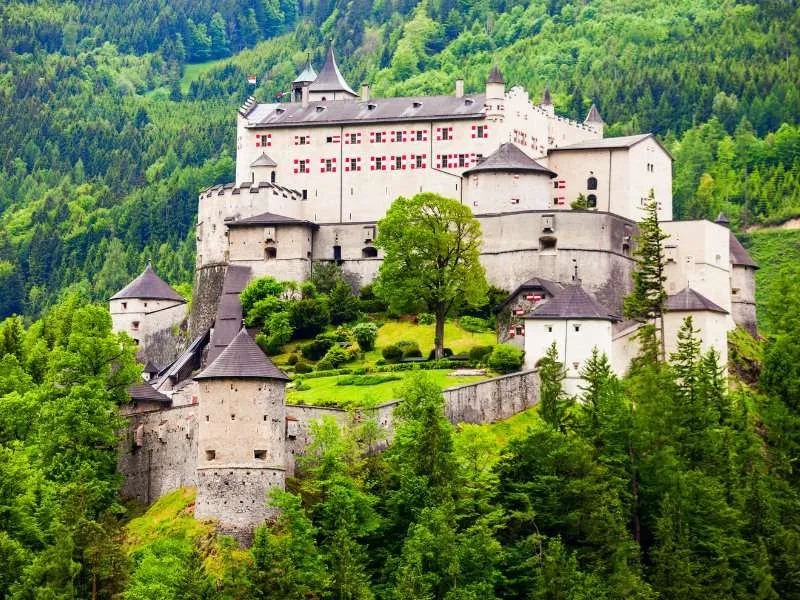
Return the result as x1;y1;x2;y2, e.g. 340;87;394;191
0;0;798;319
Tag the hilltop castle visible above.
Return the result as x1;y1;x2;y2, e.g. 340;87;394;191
113;47;758;542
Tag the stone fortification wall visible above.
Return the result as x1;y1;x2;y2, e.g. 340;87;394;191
140;323;189;369
189;264;227;339
119;370;540;505
118;404;198;504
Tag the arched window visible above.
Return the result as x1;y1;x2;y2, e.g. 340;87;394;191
587;194;597;208
362;246;378;258
587;176;598;190
265;247;277;259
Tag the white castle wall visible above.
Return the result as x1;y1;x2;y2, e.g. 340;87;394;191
228;223;314;282
464;170;553;214
731;264;757;333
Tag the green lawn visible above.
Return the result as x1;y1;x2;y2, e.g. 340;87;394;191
287;369;489;407
180;58;231;93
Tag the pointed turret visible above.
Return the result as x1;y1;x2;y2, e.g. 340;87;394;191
111;262;185;303
485;64;506;122
487;64;505;84
307;45;358;101
585;103;604;124
291;55;317;102
715;212;730;228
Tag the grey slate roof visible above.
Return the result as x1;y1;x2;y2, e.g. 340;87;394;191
487;64;505;84
142;360;159;375
307;46;357;96
207;265;251;364
128;381;171;403
463;143;556;177
196;327;289;380
715;212;730;227
153;330;209;390
250;152;277;167
110;264;186;302
553;133;653;152
500;277;563;309
524;284;619;320
227;211;318;229
585;103;604;124
665;287;728;314
729;233;758;268
246;94;487;128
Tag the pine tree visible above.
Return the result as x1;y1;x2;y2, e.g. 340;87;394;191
624;190;669;360
539;342;573;433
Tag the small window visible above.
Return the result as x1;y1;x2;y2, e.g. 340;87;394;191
362;246;378;258
395;156;402;170
458;154;466;167
511;198;520;205
121;302;127;309
349;158;358;171
325;158;333;172
270;171;276;183
131;321;140;331
374;132;383;143
205;415;209;422
546;325;553;333
415;155;424;168
302;189;308;200
143;302;148;308
587;176;598;190
205;450;216;461
333;245;342;261
539;236;557;250
587;194;597;208
375;157;383;170
394;131;403;142
265;247;277;259
298;136;308;145
573;324;581;332
231;414;236;420
441;128;450;141
416;130;424;141
299;161;307;173
254;450;267;460
476;125;485;138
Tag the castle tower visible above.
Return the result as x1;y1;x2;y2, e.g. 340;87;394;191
485;64;506;122
109;262;186;351
717;213;759;334
541;84;554;117
194;327;290;544
307;45;358;102
291;56;317;103
585;103;604;136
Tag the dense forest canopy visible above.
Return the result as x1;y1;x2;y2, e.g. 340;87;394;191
0;0;798;322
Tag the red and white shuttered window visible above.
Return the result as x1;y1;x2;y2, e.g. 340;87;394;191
344;157;362;172
436;126;454;141
390;155;408;170
293;159;310;174
436;153;475;169
344;132;362;144
320;157;337;173
370;131;386;143
470;124;489;139
392;130;406;143
554;179;566;204
554;180;567;189
293;135;311;145
256;133;272;147
409;154;427;169
409;129;428;142
370;156;387;171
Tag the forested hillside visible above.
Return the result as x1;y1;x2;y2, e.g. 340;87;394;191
0;0;799;321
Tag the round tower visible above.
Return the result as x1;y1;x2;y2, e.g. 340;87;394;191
485;64;506;122
194;327;290;544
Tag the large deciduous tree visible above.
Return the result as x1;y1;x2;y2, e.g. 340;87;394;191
375;193;488;359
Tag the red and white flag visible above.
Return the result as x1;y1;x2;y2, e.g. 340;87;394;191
247;75;257;85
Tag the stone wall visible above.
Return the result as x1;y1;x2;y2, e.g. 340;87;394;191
189;264;227;339
442;370;540;422
140;323;189;369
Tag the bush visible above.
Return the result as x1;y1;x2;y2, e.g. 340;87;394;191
316;358;334;371
287;354;299;365
329;280;361;325
427;347;454;360
459;316;489;332
417;312;435;325
245;296;282;328
301;338;334;361
301;281;317;298
289;298;330;338
469;345;494;361
397;340;420;353
240;276;284;315
336;374;403;386
487;344;524;374
403;347;423;359
359;298;388;313
321;344;349;368
294;380;310;391
353;322;379;351
294;360;312;374
382;344;403;362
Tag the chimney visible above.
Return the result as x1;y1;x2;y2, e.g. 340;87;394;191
361;84;370;102
301;85;309;108
455;79;464;98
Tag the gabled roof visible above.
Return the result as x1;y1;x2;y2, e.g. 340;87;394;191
499;277;563;309
196;327;289;381
462;143;556;177
250;152;277;167
553;133;653;152
729;233;758;268
715;212;730;227
110;263;186;303
665;287;728;314
585;103;604;124
128;381;170;403
227;211;318;229
246;94;487;128
293;58;317;84
307;46;357;96
142;360;159;375
487;64;505;84
524;284;619;320
206;265;250;365
541;85;552;106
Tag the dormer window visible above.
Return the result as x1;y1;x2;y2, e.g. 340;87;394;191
412;101;422;108
275;108;285;115
465;98;474;105
367;103;377;110
316;105;326;112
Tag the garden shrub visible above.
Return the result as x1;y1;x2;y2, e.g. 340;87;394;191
289;297;330;338
301;338;334;361
469;345;494;361
487;344;524;374
329;280;361;325
287;354;299;365
417;312;435;325
382;344;403;362
240;276;284;314
321;344;349;368
316;358;334;371
294;360;312;374
245;296;282;328
336;374;403;386
459;316;489;332
427;347;454;360
353;322;379;351
402;347;423;358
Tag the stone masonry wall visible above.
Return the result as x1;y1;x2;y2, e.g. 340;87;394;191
189;264;227;339
119;370;540;505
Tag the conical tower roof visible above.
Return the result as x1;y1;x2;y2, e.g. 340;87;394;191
110;263;185;302
525;284;618;320
307;45;357;96
487;64;505;84
665;287;727;313
195;327;289;380
462;143;556;177
585;103;604;124
541;85;552;106
729;233;758;268
293;56;317;84
715;212;730;227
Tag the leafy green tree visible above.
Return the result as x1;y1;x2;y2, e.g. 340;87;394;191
375;193;488;359
329;280;360;325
